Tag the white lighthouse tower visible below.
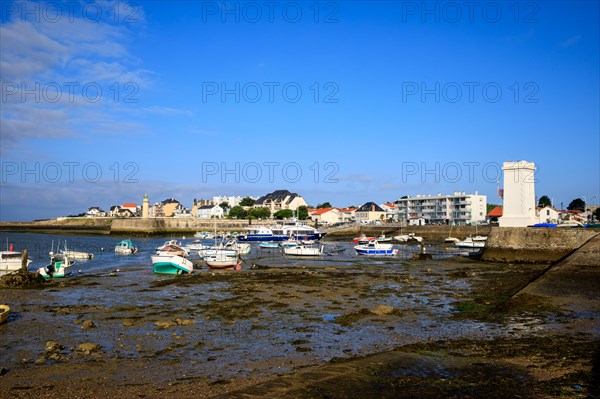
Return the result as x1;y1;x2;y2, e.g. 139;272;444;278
499;160;536;227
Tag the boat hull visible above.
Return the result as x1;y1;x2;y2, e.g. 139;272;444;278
0;304;9;325
151;255;193;275
354;248;398;255
354;242;398;256
238;232;326;242
283;245;324;256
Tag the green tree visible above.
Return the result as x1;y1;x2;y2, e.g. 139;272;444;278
240;197;256;207
594;208;600;222
273;209;293;219
219;201;229;214
297;205;308;220
538;195;551;207
317;202;332;209
250;207;271;219
567;198;585;212
228;206;247;219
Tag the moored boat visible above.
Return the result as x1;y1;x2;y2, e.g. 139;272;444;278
376;234;392;242
354;240;398;255
0;250;32;277
455;237;486;249
115;239;138;254
238;224;326;242
353;234;376;244
283;243;324;256
38;252;74;279
205;251;241;270
151;254;193;275
259;241;280;250
0;304;9;325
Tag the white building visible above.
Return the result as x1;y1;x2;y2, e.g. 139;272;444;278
254;190;307;213
536;206;562;224
355;202;386;223
196;205;224;219
212;195;258;208
394;192;487;225
310;208;343;225
499;161;536;227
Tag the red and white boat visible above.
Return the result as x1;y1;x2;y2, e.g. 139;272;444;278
352;235;375;244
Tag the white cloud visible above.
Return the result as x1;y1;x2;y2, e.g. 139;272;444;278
0;1;153;153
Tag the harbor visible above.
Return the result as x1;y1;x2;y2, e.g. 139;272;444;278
0;230;599;397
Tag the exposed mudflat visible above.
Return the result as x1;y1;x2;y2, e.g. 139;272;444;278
0;236;598;398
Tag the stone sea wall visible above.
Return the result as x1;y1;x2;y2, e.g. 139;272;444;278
482;227;598;264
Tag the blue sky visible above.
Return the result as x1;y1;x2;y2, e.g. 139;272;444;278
1;0;599;221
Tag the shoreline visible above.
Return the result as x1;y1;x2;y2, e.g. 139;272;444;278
1;236;598;398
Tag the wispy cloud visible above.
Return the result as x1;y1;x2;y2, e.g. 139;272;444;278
561;35;582;48
0;1;152;154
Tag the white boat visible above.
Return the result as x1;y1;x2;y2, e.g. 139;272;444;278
283;243;324;256
394;232;423;243
155;241;188;257
59;241;93;260
223;240;251;255
259;241;280;250
115;239;138;254
355;240;398;256
455;237;486;249
155;240;183;252
38;252;74;279
376;235;392;242
471;235;487;241
62;250;93;260
185;239;210;251
205;251;241;270
0;251;32;277
151;254;193;275
237;224;326;242
445;223;460;243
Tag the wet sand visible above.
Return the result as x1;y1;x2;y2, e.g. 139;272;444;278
1;238;598;398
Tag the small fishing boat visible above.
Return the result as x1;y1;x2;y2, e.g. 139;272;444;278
115;239;138;254
61;241;93;260
0;250;32;277
155;240;182;252
151;254;193;275
376;234;392;242
155;241;188;257
38;252;74;279
62;250;93;260
221;240;251;255
455;237;485;249
259;241;280;250
205;251;241;270
185;239;209;251
283;243;324;256
354;240;398;256
353;234;376;244
0;304;9;325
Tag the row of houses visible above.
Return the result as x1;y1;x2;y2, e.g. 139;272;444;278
85;190;308;219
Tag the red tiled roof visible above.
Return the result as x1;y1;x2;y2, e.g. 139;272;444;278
339;208;357;213
122;203;137;208
487;206;503;217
